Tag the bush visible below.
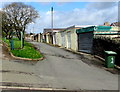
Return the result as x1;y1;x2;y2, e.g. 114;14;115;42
93;36;120;66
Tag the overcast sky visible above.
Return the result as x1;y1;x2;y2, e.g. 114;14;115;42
0;1;119;34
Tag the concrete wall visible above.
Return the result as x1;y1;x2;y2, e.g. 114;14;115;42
65;33;67;48
64;28;78;51
46;33;50;43
71;29;78;51
38;34;40;42
110;26;119;31
53;32;58;45
53;33;56;45
56;32;61;46
38;34;43;42
94;26;120;38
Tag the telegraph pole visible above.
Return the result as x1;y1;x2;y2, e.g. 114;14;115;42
51;7;54;44
51;7;53;32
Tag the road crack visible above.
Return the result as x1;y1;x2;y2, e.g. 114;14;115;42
42;53;76;60
1;70;35;76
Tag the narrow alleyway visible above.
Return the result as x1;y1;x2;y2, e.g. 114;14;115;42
1;41;119;90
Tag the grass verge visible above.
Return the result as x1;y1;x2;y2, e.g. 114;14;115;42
4;38;42;59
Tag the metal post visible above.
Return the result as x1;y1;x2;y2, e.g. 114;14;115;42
51;7;53;31
21;31;23;48
51;7;53;44
4;37;6;42
10;40;14;50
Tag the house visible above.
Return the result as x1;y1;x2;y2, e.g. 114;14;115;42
110;22;120;27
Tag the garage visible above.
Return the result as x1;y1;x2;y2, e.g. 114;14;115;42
67;32;71;49
76;26;95;53
61;32;65;47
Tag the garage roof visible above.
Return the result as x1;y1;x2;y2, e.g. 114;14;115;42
76;26;112;33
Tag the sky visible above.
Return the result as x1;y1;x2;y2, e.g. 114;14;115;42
0;1;119;34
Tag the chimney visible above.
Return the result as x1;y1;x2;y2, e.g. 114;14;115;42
104;22;110;26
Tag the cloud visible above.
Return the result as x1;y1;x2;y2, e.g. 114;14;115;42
86;2;117;10
26;2;118;33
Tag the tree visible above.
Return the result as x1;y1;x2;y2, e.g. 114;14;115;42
0;11;13;39
3;2;39;46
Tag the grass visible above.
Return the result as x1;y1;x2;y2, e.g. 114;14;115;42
4;38;21;49
4;38;42;59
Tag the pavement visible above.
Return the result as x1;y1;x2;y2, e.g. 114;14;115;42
0;41;119;91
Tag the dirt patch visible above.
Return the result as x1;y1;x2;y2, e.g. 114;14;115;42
2;44;15;60
2;43;38;65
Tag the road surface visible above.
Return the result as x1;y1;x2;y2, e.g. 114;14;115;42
1;41;119;90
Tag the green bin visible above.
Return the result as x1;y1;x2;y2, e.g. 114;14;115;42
10;40;14;50
104;51;117;68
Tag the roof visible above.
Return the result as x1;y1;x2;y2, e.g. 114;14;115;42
65;25;97;30
76;26;113;33
95;26;112;32
43;28;65;33
110;22;120;27
75;25;97;28
76;26;95;33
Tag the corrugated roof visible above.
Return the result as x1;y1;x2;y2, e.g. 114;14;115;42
76;26;95;33
76;26;113;33
43;28;65;33
95;26;111;31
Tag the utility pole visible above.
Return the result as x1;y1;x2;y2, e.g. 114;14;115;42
51;7;53;44
51;7;53;32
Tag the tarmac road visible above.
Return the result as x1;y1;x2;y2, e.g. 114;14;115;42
1;41;119;91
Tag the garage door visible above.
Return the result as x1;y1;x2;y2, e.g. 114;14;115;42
67;32;71;49
61;33;65;47
78;32;93;53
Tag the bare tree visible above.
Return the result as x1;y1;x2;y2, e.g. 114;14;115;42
0;11;14;39
3;2;39;46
